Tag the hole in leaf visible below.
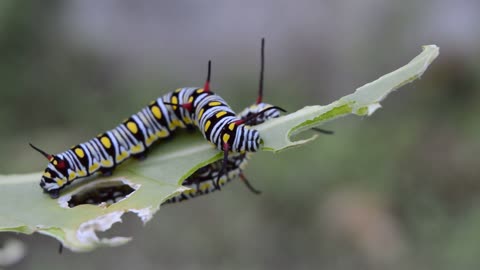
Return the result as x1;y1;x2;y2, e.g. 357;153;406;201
67;181;136;208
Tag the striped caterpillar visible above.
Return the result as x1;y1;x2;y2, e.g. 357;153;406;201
31;40;283;199
163;40;332;204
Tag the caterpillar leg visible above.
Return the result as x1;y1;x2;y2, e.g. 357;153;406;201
133;152;148;161
185;125;196;132
214;143;231;190
100;168;114;177
45;188;60;199
239;173;262;194
312;127;334;135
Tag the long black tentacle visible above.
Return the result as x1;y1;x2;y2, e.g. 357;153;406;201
312;127;334;135
239;173;262;194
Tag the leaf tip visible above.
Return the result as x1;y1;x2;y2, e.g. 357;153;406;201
356;103;382;116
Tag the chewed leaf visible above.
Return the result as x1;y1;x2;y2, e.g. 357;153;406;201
0;135;217;252
257;45;439;152
0;45;438;252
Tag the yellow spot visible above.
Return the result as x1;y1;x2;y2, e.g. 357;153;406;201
145;136;156;146
75;148;85;158
68;172;76;180
89;163;100;172
228;123;235;131
101;160;113;167
78;170;87;177
222;133;230;143
209;101;221;106
170;96;179;110
116;151;129;162
156;130;169;138
101;137;112;148
175;88;182;93
53;160;58;166
56;179;65;186
131;145;143;153
204;120;211;131
196;88;204;93
183;117;192;125
216;111;227;118
219;178;226;185
198;108;205;119
151;106;162;119
188;96;194;103
171;119;182;127
200;183;210;191
127;121;138;134
43;172;51;178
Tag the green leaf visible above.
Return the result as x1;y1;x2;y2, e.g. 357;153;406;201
257;45;439;152
0;45;439;252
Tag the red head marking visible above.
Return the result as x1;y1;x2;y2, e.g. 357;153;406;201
182;102;193;112
234;119;245;125
56;160;67;170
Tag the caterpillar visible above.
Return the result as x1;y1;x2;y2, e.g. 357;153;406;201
163;39;275;203
31;40;283;199
162;107;277;204
163;39;333;204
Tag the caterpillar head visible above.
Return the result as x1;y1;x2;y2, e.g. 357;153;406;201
238;103;281;126
30;143;69;198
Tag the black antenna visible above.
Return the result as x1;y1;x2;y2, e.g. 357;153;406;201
312;128;334;135
29;143;52;160
256;38;265;104
204;60;211;92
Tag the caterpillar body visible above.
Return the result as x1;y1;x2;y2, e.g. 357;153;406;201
31;85;276;198
163;102;281;204
163;152;251;204
31;38;284;199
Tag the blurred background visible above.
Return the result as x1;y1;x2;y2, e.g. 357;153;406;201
0;0;479;269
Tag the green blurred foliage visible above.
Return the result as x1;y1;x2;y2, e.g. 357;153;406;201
1;1;480;270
